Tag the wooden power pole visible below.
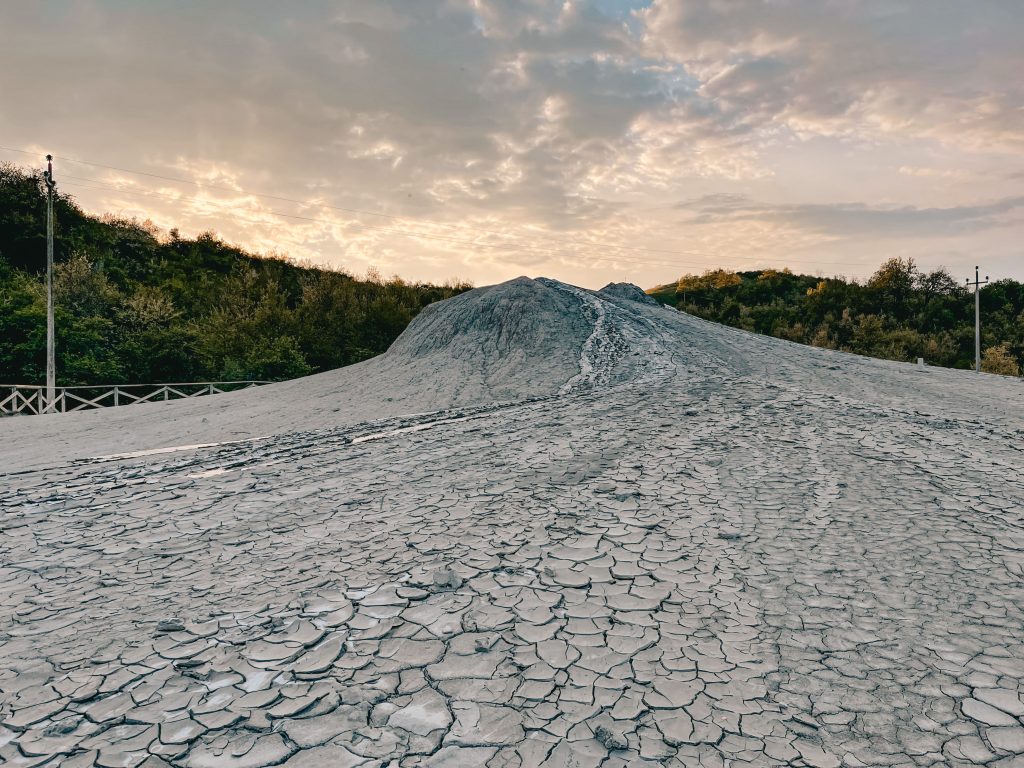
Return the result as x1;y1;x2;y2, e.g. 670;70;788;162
44;154;56;411
966;265;988;373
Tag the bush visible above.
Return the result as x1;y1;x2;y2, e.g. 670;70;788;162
981;344;1021;376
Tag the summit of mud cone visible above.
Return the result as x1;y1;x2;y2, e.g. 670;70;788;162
387;276;592;362
598;282;660;305
365;276;602;408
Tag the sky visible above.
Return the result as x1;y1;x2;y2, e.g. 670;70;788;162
2;0;1022;289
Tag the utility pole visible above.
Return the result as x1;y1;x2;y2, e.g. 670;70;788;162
966;265;988;373
44;155;56;412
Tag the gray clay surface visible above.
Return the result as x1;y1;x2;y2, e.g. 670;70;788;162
1;277;1022;767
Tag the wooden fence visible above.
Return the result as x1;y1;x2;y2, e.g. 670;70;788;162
0;381;271;416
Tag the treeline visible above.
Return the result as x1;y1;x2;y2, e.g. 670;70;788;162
648;262;1024;375
0;163;471;385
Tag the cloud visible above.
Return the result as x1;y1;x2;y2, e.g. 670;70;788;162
898;166;971;180
0;0;1021;286
640;0;1024;150
681;194;1024;239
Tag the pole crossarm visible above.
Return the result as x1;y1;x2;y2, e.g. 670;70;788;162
0;381;272;417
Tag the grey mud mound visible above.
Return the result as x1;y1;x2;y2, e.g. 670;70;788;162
390;276;587;359
0;278;594;468
1;277;1023;768
598;282;660;306
385;276;592;402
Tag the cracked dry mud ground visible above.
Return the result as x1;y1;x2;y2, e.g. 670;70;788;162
1;280;1023;768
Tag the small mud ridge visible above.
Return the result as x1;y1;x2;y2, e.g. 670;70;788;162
539;280;615;395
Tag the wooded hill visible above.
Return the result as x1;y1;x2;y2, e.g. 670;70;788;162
4;159;1020;386
0;163;470;385
648;264;1023;375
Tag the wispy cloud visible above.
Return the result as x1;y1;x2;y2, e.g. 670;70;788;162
682;194;1024;238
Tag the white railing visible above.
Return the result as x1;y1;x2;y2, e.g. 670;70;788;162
0;381;271;416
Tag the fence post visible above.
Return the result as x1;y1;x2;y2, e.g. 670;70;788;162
114;386;120;406
163;386;169;401
209;383;214;396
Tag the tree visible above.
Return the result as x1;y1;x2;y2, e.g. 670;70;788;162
867;257;918;321
648;259;1023;373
